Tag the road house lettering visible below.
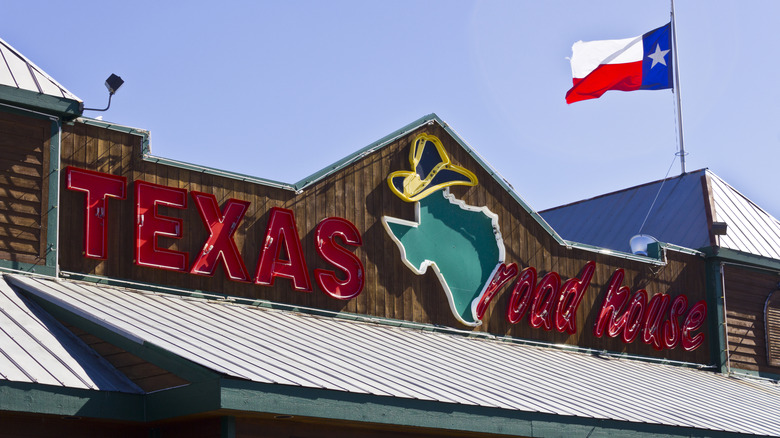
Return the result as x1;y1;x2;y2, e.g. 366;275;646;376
66;165;705;351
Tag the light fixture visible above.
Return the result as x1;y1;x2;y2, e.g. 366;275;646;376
104;73;124;94
629;234;659;256
712;221;728;236
83;73;124;112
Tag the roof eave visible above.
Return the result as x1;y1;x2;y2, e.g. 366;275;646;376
0;84;83;120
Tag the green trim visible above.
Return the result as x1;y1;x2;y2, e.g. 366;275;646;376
0;260;54;276
76;116;295;190
217;378;754;438
76;116;150;137
0;380;143;421
0;85;81;119
700;247;780;272
4;374;764;436
60;271;230;300
662;242;705;256
726;367;780;382
561;240;667;266
294;114;437;190
45;118;60;274
143;154;294;190
144;379;222;421
706;260;728;372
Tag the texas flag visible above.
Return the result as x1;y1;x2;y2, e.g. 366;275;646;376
566;23;673;104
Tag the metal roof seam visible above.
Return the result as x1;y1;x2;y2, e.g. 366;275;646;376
1;295;97;390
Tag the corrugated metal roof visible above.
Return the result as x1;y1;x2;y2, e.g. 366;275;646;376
7;273;780;436
709;172;780;260
0;276;141;393
0;37;81;101
540;169;711;253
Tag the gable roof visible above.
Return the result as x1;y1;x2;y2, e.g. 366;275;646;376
0;37;82;118
708;171;780;260
540;168;780;260
0;37;80;101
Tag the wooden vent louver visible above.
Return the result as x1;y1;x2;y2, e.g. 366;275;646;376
765;290;780;367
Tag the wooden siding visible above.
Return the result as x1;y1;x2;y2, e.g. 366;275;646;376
724;264;780;373
0;111;49;265
58;121;709;363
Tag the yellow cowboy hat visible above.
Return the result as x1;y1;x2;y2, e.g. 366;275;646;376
388;133;478;202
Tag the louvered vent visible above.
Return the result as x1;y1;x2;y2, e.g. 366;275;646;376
765;291;780;366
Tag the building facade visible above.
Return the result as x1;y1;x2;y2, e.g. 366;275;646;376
1;37;779;437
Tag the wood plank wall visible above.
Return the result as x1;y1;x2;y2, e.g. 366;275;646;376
0;111;50;266
724;264;780;373
57;120;709;363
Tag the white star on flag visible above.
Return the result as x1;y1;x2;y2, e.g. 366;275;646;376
647;44;670;68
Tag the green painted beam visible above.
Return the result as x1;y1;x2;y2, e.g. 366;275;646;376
0;85;81;119
705;259;728;372
701;247;780;272
144;379;222;422
45;118;60;274
217;378;752;438
0;380;143;421
0;260;54;276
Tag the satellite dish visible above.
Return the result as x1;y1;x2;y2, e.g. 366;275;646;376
629;234;659;256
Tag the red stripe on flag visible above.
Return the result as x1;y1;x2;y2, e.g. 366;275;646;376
566;62;643;104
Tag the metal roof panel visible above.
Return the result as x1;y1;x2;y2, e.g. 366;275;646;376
0;37;81;102
0;276;142;393
7;273;780;436
541;170;711;253
709;172;780;259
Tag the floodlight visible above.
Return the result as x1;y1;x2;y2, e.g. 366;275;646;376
105;74;124;95
83;73;124;112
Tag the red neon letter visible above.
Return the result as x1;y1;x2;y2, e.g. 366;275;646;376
135;181;188;272
254;207;312;292
189;191;250;282
314;217;364;300
506;267;537;324
642;293;670;350
663;295;688;349
529;271;560;330
476;263;518;320
621;290;647;343
681;300;707;351
554;261;596;334
593;269;629;338
66;167;126;259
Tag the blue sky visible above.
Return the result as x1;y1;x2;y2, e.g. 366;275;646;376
4;1;779;220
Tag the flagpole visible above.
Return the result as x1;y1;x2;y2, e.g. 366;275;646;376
671;0;686;174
